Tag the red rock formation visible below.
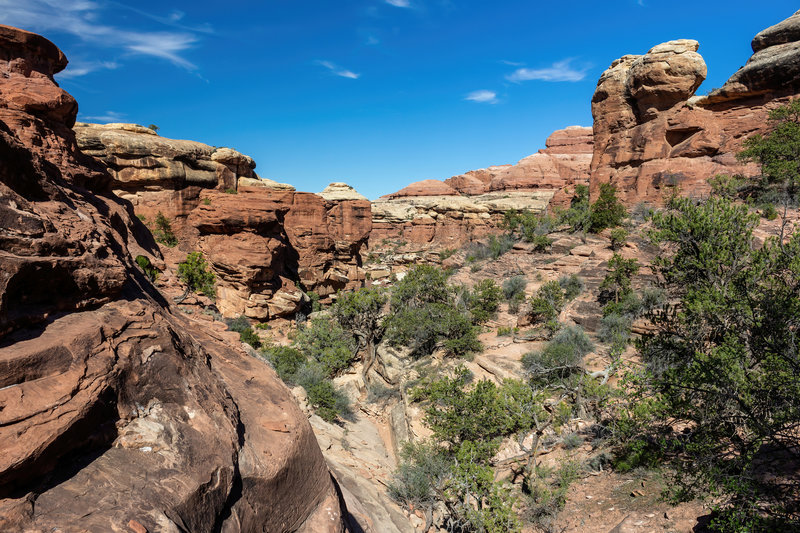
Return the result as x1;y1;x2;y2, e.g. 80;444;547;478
590;11;800;205
371;126;592;248
0;24;347;531
75;123;372;318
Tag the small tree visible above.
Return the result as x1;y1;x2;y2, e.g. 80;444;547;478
467;279;503;325
589;183;626;233
599;253;639;305
738;99;800;194
177;251;216;298
295;318;355;378
332;287;388;382
529;281;565;324
153;211;178;247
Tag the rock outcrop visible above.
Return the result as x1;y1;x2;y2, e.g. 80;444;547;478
371;126;592;247
75;122;371;319
590;10;800;205
0;24;348;531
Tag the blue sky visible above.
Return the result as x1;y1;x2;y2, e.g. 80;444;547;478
1;1;797;198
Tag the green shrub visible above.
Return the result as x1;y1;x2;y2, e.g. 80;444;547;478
153;211;178;247
558;274;583;301
497;326;515;336
295;318;355;377
562;432;583;450
135;255;159;282
438;248;456;261
262;345;306;382
239;327;261;348
557;184;591;233
589;183;626;233
631;202;655;224
762;203;779;220
530;234;553;252
202;197;211;206
738;99;800;192
226;315;261;348
609;228;628;250
599;253;639;305
468;279;503;324
707;174;745;200
466;233;515;261
503;275;527;300
523;326;593;382
529;281;565;324
178;251;216;297
224;187;238;194
597;313;631;355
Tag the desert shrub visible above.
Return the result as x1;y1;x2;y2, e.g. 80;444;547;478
738;99;800;193
226;314;261;348
707;174;746;200
631;202;655;224
438;248;456;261
530;234;554;252
224;187;238;194
562;432;583;450
558;274;584;301
609;228;628;250
599;253;639;306
597;313;631;355
135;255;159;282
589;183;626;233
366;382;399;404
153;211;178;247
622;195;800;527
178;251;216;297
523;326;592;383
558;184;591;233
386;265;481;358
529;281;565;324
306;291;322;313
508;292;524;314
262;345;305;382
525;461;580;530
292;362;351;422
466;233;515;261
762;203;779;220
503;275;528;300
497;326;515;336
468;279;503;324
295;318;355;377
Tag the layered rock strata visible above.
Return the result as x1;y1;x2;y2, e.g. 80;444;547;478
0;24;348;531
75;123;371;319
372;126;592;247
590;10;800;205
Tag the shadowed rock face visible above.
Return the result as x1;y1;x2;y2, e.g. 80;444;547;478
371;126;593;247
0;24;347;532
590;10;800;205
75;122;372;318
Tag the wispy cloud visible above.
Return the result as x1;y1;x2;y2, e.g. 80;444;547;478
80;110;127;122
317;60;360;79
506;59;589;83
56;59;118;79
465;90;498;104
0;0;203;70
385;0;411;7
500;60;525;67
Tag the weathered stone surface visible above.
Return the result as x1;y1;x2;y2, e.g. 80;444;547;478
0;24;347;531
372;126;592;248
590;11;800;205
76;121;372;318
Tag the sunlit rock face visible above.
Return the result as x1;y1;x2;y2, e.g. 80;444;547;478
0;24;348;532
371;126;593;248
590;10;800;205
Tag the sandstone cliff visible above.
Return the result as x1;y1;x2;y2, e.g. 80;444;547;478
590;10;800;205
74;123;371;319
371;126;592;247
0;24;349;532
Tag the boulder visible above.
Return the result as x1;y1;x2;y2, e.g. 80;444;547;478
0;24;348;531
590;10;800;205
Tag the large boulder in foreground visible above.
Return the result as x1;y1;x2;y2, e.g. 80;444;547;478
0;24;348;532
590;10;800;205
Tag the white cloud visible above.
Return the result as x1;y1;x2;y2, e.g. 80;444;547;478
55;60;118;79
80;110;126;122
506;59;589;83
385;0;411;6
500;60;525;67
0;0;201;70
317;60;360;79
465;90;498;104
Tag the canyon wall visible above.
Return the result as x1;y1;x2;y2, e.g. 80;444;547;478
371;126;593;248
590;10;800;205
0;24;349;531
75;123;371;319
